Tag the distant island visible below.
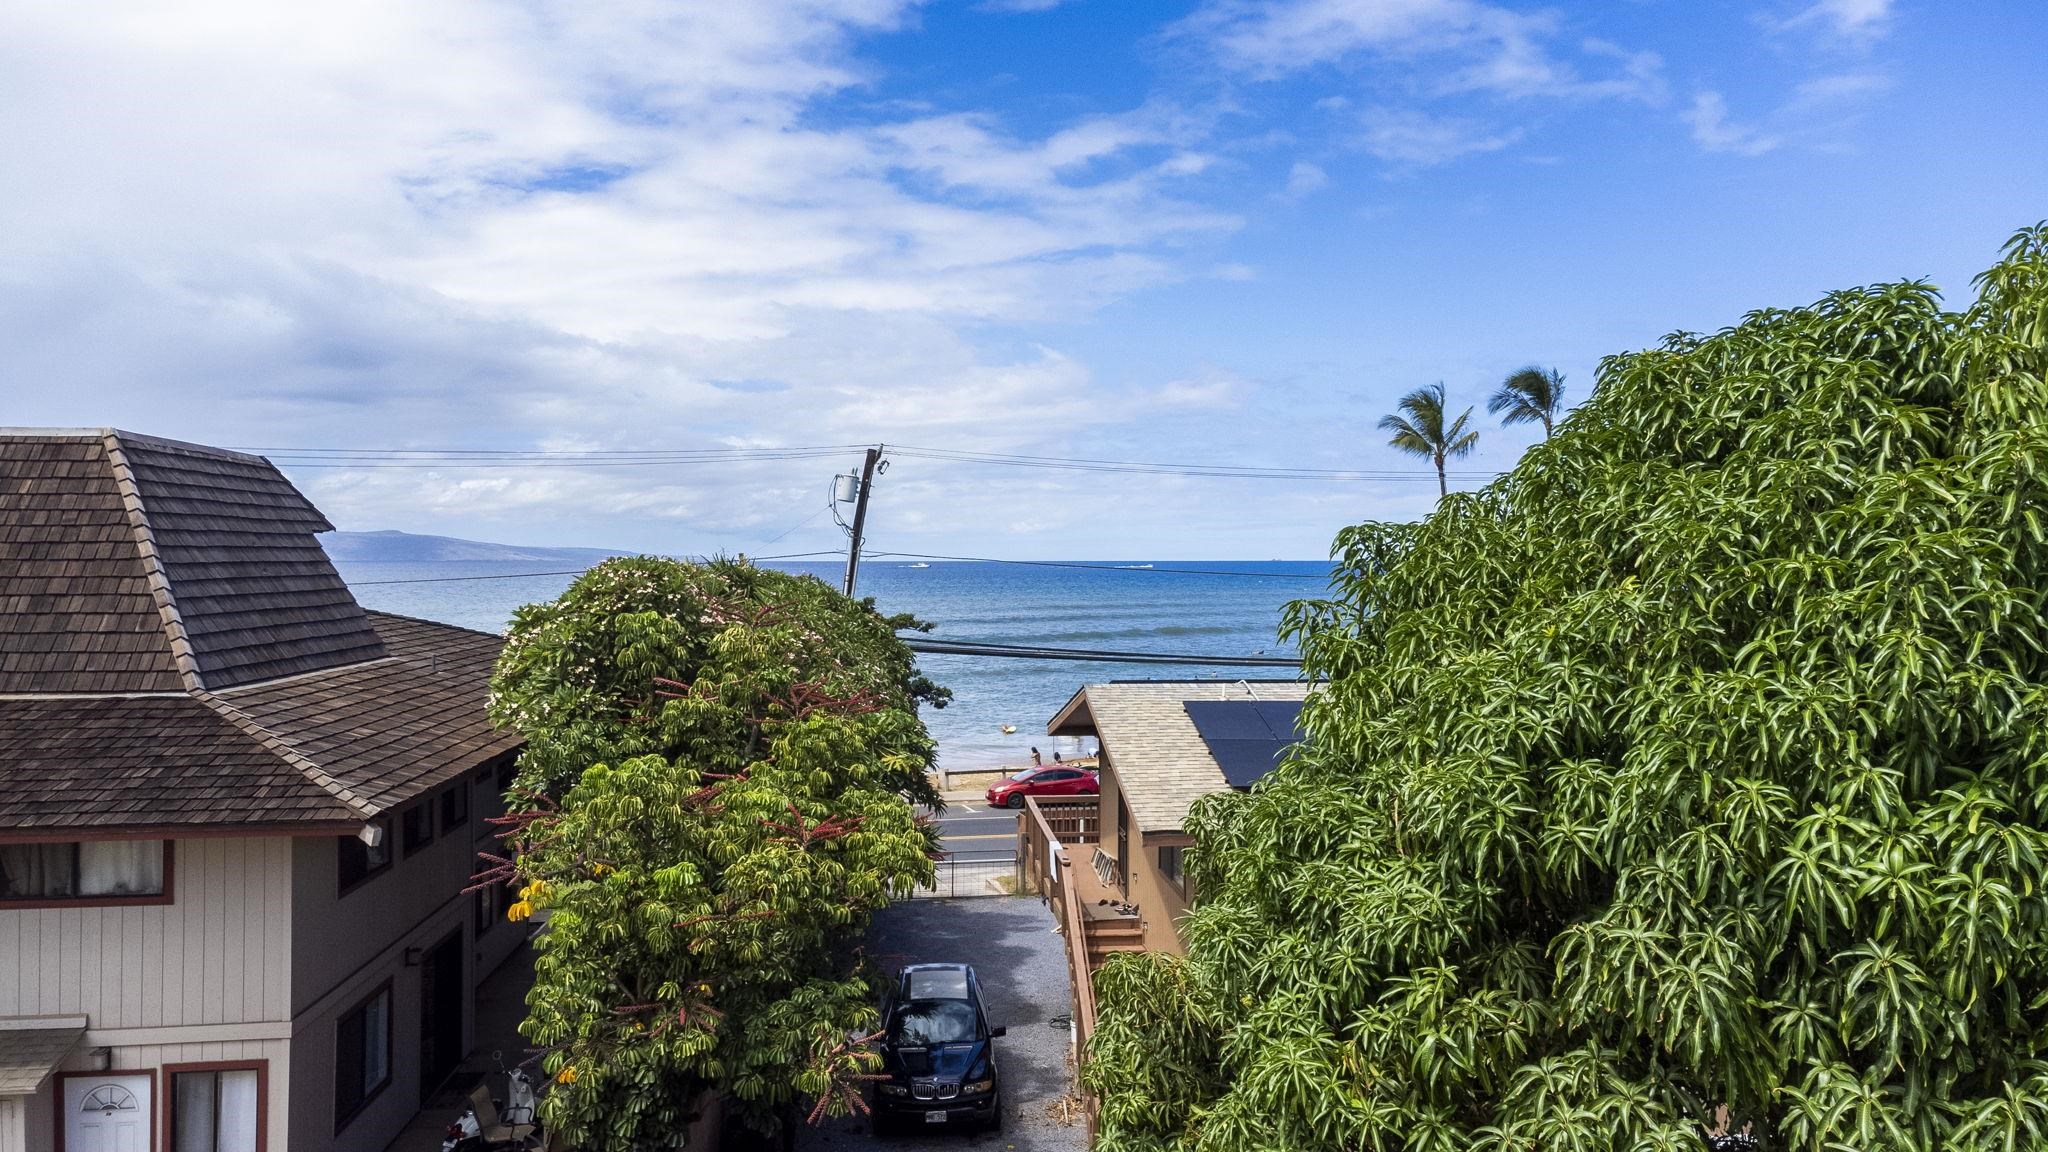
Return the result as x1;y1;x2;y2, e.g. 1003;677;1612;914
320;529;633;564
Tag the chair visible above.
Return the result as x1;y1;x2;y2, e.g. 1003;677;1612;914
468;1084;538;1149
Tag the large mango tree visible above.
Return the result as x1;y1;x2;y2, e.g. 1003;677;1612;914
1086;225;2048;1151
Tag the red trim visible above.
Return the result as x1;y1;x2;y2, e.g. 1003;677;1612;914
162;1059;269;1152
0;823;356;844
0;841;174;909
53;1067;159;1152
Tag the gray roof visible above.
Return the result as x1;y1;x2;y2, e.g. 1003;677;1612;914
0;1017;84;1095
0;430;520;832
1047;680;1313;834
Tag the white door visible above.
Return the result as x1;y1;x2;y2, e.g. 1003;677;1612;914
64;1074;152;1152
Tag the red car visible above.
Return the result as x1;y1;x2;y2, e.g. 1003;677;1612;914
985;766;1099;809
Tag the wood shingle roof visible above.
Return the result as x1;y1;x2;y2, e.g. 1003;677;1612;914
0;430;520;834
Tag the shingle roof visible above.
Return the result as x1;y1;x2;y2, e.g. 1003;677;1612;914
0;1019;85;1095
0;436;185;693
216;613;522;812
0;430;519;833
119;436;386;687
0;695;363;829
1047;680;1313;834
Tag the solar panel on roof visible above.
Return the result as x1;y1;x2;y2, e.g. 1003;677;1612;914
1183;699;1306;789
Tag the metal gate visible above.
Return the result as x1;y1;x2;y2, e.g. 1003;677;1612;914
907;854;1019;899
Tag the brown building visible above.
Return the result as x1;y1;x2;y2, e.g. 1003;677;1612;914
0;430;523;1152
1045;679;1312;955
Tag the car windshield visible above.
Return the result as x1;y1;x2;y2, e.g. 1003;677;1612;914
889;1000;978;1046
1007;768;1042;782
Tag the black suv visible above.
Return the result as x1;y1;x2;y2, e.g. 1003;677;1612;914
872;963;1005;1134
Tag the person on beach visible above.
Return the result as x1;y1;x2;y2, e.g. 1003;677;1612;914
1030;747;1042;766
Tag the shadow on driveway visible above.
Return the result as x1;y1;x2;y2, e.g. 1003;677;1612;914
797;897;1088;1152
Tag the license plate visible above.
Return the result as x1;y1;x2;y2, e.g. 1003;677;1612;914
924;1111;946;1124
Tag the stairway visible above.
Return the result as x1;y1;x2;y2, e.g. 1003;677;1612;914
1083;917;1146;970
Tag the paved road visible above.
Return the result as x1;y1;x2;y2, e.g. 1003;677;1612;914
933;804;1023;863
796;898;1088;1152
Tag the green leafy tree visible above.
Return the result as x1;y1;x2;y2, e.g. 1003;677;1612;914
1489;366;1567;435
484;557;949;1149
1381;382;1480;496
1085;225;2048;1152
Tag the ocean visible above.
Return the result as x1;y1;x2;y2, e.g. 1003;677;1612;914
332;557;1331;771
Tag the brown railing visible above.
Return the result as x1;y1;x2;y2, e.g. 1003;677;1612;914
1018;796;1104;1141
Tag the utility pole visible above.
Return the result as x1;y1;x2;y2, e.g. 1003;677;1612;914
842;444;883;596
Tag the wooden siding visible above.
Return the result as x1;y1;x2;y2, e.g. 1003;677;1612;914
0;837;293;1028
32;1037;291;1152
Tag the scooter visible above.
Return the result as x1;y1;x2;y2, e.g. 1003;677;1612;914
440;1052;542;1151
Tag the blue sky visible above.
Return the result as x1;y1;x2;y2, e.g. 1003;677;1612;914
2;0;2043;557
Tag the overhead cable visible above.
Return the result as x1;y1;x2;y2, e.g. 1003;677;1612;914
900;637;1302;667
343;550;846;585
866;552;1329;580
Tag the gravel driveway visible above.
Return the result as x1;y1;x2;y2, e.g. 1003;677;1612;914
797;897;1089;1152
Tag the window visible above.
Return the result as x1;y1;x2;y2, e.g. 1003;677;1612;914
495;758;518;793
0;840;166;903
171;1066;262;1152
1158;844;1187;897
336;819;392;894
474;855;514;936
401;800;434;855
334;983;391;1128
440;784;469;833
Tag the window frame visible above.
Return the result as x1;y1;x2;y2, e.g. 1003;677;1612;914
473;853;514;937
0;838;174;909
164;1059;268;1152
1157;842;1187;898
53;1068;159;1152
332;979;394;1132
400;799;435;856
335;818;394;898
440;783;469;834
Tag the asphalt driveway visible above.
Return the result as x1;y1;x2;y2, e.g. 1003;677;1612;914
797;897;1088;1152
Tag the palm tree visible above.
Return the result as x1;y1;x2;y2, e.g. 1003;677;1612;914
1380;382;1479;498
1489;366;1566;436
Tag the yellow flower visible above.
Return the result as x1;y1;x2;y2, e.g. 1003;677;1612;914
556;1065;578;1084
506;900;533;923
592;863;614;877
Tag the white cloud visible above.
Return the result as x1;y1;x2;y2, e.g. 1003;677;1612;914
0;0;1266;554
1282;160;1330;198
976;0;1076;11
1686;91;1782;156
1776;0;1894;43
1359;107;1520;168
1184;0;1664;102
1684;73;1889;157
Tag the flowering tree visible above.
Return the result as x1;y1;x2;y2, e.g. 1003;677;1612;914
1086;226;2048;1151
483;557;948;1149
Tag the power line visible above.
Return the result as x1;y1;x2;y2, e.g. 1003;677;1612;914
239;441;1499;482
867;552;1329;580
887;445;1501;481
343;550;846;585
901;637;1301;667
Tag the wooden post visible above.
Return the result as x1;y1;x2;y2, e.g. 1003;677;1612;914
842;445;882;597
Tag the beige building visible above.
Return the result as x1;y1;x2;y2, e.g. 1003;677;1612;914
0;430;524;1152
1046;679;1311;955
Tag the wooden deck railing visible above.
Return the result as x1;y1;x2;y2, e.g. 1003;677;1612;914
1018;796;1104;1142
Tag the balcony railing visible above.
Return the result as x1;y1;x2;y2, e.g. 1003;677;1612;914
1017;795;1105;1141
